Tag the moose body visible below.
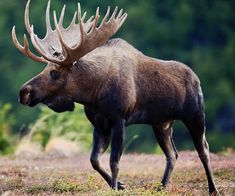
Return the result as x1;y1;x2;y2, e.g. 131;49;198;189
80;38;199;126
13;1;218;194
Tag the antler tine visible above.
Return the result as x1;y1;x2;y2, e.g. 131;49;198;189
99;6;110;28
116;9;123;19
53;11;58;30
24;0;31;34
82;12;87;22
77;3;85;46
77;2;82;20
85;15;94;25
45;0;52;33
53;11;71;57
23;34;30;50
12;26;23;49
12;26;47;63
84;15;95;33
67;11;77;29
90;7;100;33
109;6;118;22
58;5;66;28
118;12;128;27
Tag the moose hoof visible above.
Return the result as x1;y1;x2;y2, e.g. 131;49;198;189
118;181;125;190
210;189;220;196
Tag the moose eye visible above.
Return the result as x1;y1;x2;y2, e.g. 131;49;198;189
50;70;61;80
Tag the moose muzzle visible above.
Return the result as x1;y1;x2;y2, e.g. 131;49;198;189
19;85;37;107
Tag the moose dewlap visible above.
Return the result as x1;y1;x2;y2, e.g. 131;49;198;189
12;0;218;195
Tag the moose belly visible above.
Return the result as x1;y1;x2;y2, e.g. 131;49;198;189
126;107;179;126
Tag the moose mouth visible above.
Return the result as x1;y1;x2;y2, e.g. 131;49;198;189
21;96;75;113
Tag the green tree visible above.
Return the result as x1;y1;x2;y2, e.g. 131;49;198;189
0;0;234;153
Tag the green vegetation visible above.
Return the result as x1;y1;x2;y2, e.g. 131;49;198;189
24;176;166;195
52;178;84;193
0;103;14;154
29;104;92;151
0;0;234;154
13;104;92;155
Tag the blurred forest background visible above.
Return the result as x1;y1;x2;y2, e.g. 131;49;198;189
0;0;235;155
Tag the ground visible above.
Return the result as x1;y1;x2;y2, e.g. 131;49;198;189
0;151;234;196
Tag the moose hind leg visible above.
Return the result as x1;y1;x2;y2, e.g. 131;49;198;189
183;117;218;194
153;121;178;187
90;128;124;190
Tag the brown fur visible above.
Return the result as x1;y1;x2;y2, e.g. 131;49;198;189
19;38;218;194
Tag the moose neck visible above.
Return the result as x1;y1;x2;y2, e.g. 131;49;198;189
69;57;109;106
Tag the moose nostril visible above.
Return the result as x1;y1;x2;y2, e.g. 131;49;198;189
19;86;32;105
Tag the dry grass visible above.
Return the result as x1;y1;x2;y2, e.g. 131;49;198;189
0;151;234;195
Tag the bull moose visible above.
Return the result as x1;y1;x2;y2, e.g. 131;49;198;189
12;0;218;194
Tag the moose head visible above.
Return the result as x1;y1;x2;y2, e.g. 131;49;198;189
13;0;127;113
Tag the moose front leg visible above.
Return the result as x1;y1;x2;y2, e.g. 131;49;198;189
110;119;125;190
90;128;125;190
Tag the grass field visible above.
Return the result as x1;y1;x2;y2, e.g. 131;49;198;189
0;151;234;195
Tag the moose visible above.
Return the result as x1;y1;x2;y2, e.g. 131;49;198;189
12;0;218;194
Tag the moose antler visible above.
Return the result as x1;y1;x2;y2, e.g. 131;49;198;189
12;0;127;65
